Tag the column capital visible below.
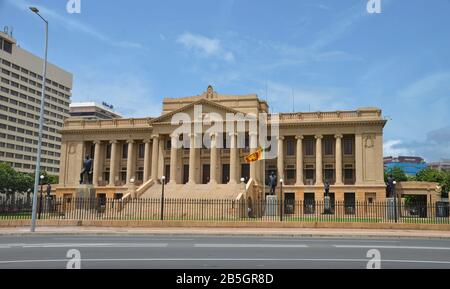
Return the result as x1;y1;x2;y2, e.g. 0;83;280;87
334;134;343;139
295;135;304;140
315;135;323;140
126;139;134;144
143;139;152;144
228;132;237;137
151;134;159;140
249;131;258;137
109;140;118;144
93;140;102;145
277;136;285;141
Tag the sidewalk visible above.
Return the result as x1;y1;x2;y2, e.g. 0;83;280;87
2;226;450;239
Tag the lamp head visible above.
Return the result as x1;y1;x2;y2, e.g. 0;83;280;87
40;175;45;180
240;177;245;183
161;176;166;181
29;7;39;13
280;179;284;184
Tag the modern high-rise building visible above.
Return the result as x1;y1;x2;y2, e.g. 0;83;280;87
383;156;428;176
69;102;122;120
0;31;73;175
429;160;450;172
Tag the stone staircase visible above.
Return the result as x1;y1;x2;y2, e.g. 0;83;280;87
139;182;245;200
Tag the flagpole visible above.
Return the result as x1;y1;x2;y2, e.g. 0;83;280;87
263;148;266;199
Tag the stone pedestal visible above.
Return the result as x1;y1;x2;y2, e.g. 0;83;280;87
265;195;279;216
323;196;332;215
386;197;397;220
75;185;96;210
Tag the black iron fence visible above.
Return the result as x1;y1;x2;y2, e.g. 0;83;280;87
0;196;449;224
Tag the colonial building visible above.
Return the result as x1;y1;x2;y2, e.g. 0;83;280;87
56;86;387;205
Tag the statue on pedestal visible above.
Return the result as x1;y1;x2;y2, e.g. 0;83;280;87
79;155;93;185
386;174;395;198
268;172;277;195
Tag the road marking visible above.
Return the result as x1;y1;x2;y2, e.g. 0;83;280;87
1;258;450;265
0;243;168;249
334;245;450;250
194;244;308;248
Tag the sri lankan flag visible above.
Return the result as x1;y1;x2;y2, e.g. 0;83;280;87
245;147;266;163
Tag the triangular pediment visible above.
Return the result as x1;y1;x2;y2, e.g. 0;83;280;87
151;99;242;124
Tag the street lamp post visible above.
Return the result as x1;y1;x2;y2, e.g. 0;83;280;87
29;7;49;232
160;176;166;221
393;180;398;223
38;175;44;220
279;179;284;222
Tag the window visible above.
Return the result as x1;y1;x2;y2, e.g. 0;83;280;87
304;139;314;156
344;137;354;155
324;165;334;183
305;164;315;185
304;193;315;214
286;139;295;156
344;193;356;215
122;143;128;159
344;164;354;184
138;143;145;159
324;138;333;155
3;40;12;54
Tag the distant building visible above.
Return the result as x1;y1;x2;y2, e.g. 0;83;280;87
429;160;450;172
0;31;73;175
384;156;428;176
69;102;122;120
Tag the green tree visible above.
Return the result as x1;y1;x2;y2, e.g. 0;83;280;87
0;163;34;197
384;166;408;183
415;168;450;198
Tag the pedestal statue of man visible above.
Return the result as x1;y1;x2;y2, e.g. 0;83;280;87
386;174;395;198
79;155;93;185
269;172;277;195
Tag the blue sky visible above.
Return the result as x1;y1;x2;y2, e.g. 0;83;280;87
1;0;449;162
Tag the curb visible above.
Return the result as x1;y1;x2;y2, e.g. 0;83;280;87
2;228;450;240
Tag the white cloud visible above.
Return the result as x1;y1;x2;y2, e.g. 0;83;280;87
383;140;414;157
6;0;143;49
177;32;235;62
72;70;158;118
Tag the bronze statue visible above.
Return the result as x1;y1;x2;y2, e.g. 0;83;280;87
80;155;93;184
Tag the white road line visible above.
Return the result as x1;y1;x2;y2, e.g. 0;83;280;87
334;245;450;250
0;243;168;248
194;244;308;248
1;258;450;265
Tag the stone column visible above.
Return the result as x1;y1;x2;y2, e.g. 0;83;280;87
315;135;323;186
169;134;178;185
277;136;285;182
209;133;218;184
229;132;238;184
335;134;343;185
151;135;159;181
92;141;101;187
249;132;258;181
143;139;152;182
109;140;118;186
126;140;135;185
188;133;197;184
295;136;304;186
355;133;363;185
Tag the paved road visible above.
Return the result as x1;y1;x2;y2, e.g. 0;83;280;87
0;235;450;269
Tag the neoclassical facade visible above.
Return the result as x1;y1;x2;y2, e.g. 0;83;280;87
56;86;387;204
